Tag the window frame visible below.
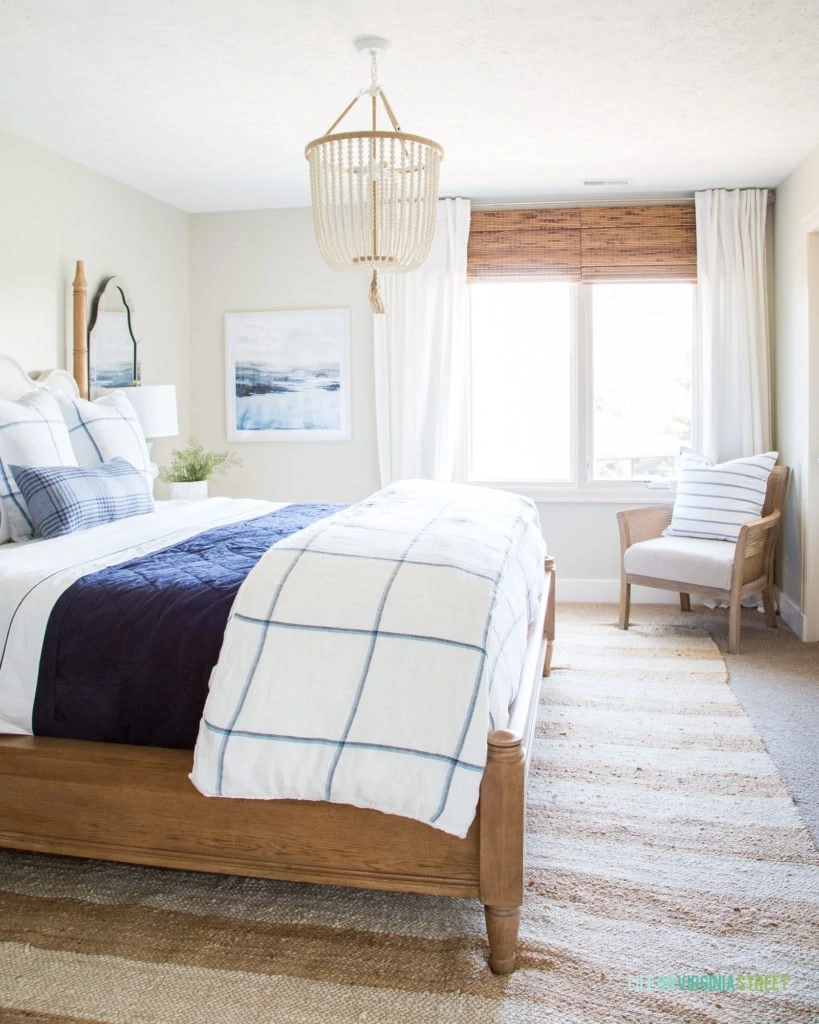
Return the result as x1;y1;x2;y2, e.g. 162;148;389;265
465;280;700;503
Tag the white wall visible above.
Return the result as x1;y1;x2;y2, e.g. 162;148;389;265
773;140;819;638
0;129;190;466
537;500;671;601
188;209;380;503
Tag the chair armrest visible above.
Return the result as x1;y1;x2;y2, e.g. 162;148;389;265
735;510;782;584
617;505;674;552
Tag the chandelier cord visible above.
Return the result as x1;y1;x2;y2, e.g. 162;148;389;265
369;50;380;96
323;48;407;138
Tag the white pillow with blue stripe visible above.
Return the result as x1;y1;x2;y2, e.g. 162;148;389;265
0;391;78;543
57;392;152;487
10;457;155;539
666;448;779;542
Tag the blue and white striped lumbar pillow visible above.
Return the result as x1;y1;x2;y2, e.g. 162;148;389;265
666;448;778;543
9;457;155;539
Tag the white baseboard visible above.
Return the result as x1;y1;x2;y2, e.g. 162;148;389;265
558;580;679;604
561;582;812;636
777;588;806;640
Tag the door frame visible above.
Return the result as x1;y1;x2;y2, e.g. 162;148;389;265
801;209;819;641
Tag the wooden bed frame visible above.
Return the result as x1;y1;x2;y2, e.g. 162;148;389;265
0;262;557;973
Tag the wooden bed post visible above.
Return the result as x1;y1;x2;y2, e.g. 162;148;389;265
72;260;88;398
543;555;556;676
479;729;525;974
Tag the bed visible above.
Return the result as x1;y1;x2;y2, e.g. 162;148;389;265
0;264;556;974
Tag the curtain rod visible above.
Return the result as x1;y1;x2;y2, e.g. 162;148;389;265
464;189;774;211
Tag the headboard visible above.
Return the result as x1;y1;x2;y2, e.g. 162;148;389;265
0;354;80;401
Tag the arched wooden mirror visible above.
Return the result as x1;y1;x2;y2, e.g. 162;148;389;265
88;276;140;390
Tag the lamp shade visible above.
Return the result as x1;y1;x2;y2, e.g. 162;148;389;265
119;384;179;439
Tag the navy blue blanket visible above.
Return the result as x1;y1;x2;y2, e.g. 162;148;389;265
33;503;344;749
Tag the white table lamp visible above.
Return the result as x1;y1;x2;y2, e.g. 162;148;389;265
119;384;179;439
119;384;179;478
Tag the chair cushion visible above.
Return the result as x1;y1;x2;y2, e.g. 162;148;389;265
624;535;737;591
665;448;778;542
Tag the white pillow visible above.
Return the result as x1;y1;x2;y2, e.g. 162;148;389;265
57;392;152;486
0;390;78;543
666;448;778;542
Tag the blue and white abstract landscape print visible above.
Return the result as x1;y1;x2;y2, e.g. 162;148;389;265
225;308;351;441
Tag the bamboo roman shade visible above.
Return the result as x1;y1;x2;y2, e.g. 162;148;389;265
467;204;697;282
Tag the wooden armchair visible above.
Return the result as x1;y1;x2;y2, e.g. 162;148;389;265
617;466;789;654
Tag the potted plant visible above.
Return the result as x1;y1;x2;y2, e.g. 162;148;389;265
159;437;241;500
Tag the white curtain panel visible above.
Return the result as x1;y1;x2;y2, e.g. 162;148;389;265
373;198;471;486
695;188;772;461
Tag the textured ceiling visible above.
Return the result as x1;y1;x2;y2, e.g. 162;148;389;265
1;0;818;212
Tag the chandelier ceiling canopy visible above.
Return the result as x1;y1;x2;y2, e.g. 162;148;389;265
305;37;443;313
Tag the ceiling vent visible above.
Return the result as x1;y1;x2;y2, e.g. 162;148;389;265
583;178;630;186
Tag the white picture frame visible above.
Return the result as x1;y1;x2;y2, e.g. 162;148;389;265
225;308;352;442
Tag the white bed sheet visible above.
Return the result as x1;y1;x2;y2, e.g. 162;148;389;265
0;497;282;735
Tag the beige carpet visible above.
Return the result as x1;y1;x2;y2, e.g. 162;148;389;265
0;608;817;1024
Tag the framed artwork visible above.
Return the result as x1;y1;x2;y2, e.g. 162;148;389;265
225;308;352;442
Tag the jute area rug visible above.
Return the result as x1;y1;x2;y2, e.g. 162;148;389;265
0;607;816;1024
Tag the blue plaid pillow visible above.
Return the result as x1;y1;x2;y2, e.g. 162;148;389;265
10;458;155;539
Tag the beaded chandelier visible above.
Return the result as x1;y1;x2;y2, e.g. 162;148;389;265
305;38;443;313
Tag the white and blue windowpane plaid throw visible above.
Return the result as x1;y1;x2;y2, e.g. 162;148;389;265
191;479;546;838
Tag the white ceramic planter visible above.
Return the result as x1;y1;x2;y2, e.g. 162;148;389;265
170;480;209;501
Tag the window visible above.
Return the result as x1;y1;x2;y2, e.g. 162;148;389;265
467;280;696;492
591;282;694;481
469;283;572;483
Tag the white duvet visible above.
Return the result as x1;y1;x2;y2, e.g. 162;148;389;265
0;498;280;734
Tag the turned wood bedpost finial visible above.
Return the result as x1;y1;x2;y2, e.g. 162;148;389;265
481;729;525;973
73;260;88;399
486;728;523;763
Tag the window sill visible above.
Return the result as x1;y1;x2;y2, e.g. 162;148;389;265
470;481;678;504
